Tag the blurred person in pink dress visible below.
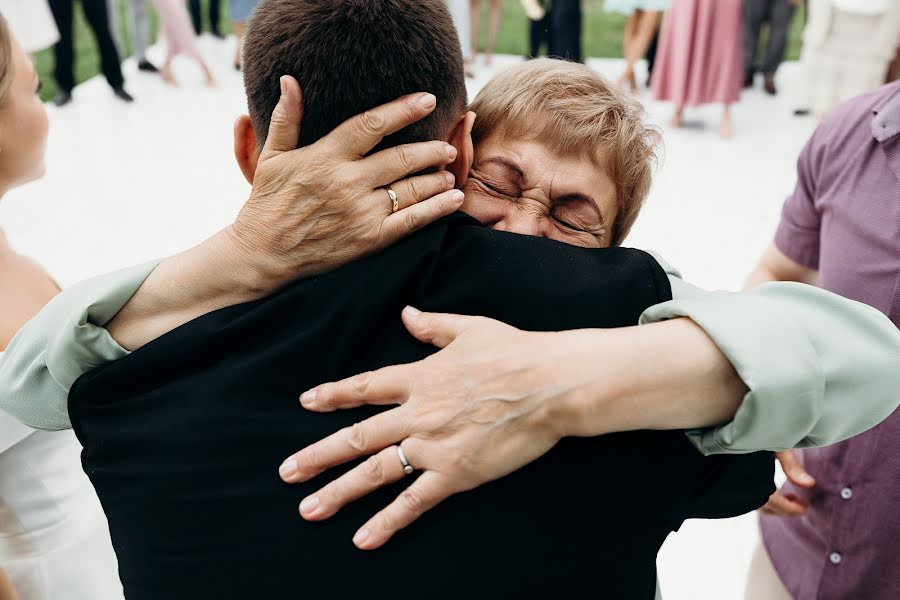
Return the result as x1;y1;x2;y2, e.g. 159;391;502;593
652;0;743;138
153;0;215;86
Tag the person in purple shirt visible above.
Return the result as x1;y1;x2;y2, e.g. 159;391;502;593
743;80;900;600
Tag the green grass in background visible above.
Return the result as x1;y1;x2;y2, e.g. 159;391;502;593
34;0;228;101
35;0;805;102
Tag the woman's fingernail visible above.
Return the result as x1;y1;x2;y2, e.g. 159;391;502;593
279;459;297;479
300;496;320;515
443;171;455;185
446;145;458;160
799;473;814;484
280;76;287;97
353;528;370;547
418;93;436;109
300;389;318;406
404;306;422;317
451;190;464;204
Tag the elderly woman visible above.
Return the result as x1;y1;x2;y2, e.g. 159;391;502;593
2;1;899;591
0;14;458;598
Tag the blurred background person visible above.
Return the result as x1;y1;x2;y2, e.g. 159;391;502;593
48;0;133;106
743;0;799;95
645;25;660;86
521;0;550;59
795;0;900;118
470;0;502;66
189;0;223;38
0;0;59;55
153;0;215;86
0;17;123;599
743;79;900;600
652;0;743;138
230;0;259;70
889;44;900;83
548;0;581;62
106;0;158;73
447;0;474;77
0;569;15;600
605;0;669;93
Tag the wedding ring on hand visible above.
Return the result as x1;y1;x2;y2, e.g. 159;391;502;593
386;186;399;213
396;445;414;475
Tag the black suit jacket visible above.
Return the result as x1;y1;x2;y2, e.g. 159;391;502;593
70;213;773;599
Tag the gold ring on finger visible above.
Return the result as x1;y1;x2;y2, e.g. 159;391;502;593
386;186;399;213
396;445;414;476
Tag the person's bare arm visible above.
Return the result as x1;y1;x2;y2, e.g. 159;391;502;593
106;77;463;351
745;242;821;517
0;567;17;600
744;242;818;290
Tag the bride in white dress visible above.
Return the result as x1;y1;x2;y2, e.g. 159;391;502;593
0;0;59;54
0;15;122;600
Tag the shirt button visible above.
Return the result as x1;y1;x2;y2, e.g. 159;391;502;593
840;487;853;500
830;552;842;565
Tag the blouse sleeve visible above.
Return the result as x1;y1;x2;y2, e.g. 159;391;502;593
641;253;900;455
0;260;161;430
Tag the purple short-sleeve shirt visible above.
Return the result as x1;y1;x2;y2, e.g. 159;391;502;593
762;81;900;600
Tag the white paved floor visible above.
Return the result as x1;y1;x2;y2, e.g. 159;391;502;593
0;38;814;599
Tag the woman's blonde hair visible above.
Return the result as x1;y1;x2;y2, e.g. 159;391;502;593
469;59;661;246
0;16;14;106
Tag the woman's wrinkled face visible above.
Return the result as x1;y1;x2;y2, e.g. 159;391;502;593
461;133;617;248
0;38;49;195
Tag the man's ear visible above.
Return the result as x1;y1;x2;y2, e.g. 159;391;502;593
446;111;476;188
234;115;261;185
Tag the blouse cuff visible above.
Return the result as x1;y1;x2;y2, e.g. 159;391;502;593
640;290;825;455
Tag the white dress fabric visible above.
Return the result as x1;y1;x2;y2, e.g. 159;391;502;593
0;0;60;54
0;355;123;600
797;0;900;114
446;0;471;60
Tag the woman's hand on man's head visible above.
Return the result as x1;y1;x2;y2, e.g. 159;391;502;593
225;75;464;295
102;76;464;353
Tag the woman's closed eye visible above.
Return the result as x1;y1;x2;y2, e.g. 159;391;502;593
474;176;518;199
551;200;604;235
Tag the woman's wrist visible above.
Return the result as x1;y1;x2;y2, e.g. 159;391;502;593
548;319;746;439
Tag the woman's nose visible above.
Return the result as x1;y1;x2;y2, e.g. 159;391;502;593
498;209;546;238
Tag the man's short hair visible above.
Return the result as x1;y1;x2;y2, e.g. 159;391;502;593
469;59;661;246
243;0;467;151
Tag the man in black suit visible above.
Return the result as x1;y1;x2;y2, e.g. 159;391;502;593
48;0;134;106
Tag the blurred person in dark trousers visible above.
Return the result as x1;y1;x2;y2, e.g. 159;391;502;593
548;0;580;62
743;0;801;94
106;0;158;72
522;0;550;58
48;0;134;106
189;0;223;38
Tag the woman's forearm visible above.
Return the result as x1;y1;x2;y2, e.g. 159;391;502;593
105;228;270;351
555;318;747;438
